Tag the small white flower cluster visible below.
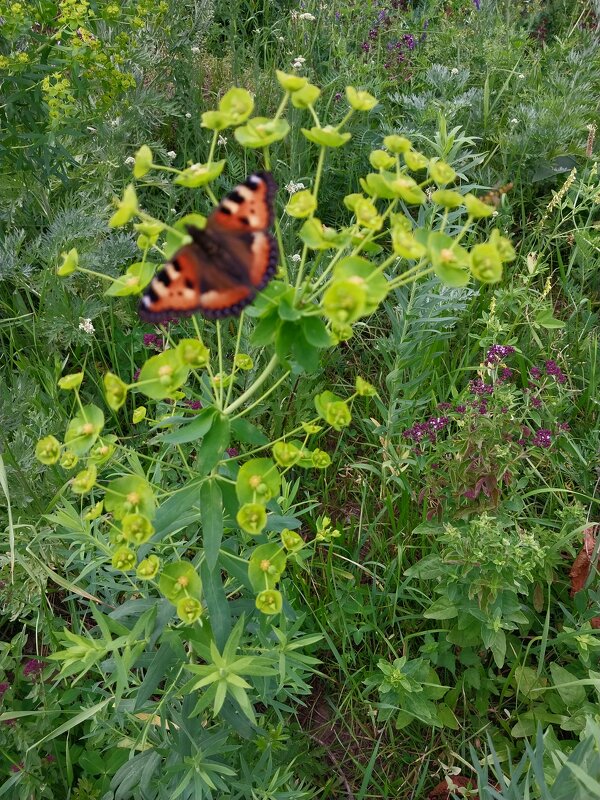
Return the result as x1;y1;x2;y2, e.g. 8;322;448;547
298;12;316;20
292;55;306;70
79;318;95;335
217;135;228;146
191;46;201;54
510;118;518;125
450;67;459;75
167;151;176;159
185;112;192;119
125;155;135;166
285;180;305;194
290;253;302;263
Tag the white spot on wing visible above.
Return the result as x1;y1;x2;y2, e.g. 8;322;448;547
237;185;253;200
222;199;238;212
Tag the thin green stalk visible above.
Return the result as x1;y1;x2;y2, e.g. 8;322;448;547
224;312;246;408
223;354;279;415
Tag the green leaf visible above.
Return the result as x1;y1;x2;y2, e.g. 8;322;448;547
64;405;104;456
423;596;458;620
302;316;332;348
161;407;216;444
133;637;181;711
201;479;223;571
196;413;230;476
535;308;566;329
234;117;289;148
550;663;587;707
230;418;269;446
200;560;231;651
236;458;280;505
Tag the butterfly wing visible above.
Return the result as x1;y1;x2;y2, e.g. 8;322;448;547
138;172;278;323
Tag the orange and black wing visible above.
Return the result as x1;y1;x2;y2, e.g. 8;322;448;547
138;172;278;322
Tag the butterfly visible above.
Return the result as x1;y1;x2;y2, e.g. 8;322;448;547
481;181;514;208
139;171;278;323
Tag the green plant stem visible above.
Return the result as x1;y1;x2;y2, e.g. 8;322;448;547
224;312;246;408
230;368;290;421
223;354;279;415
216;320;225;407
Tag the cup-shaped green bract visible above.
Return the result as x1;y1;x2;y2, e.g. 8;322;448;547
427;231;471;288
132;406;146;424
236;502;268;535
234;117;290;148
88;436;117;465
369;149;396;170
136;554;161;580
58;372;83;391
281;529;304;553
122;513;155;545
57;247;78;276
133;144;152;178
333;256;389;316
276;70;307;92
248;542;287;592
311;448;332;469
64;404;104;457
105;261;156;296
464;193;495;218
387;174;426;204
291;82;321;109
314;391;352;431
429;159;456;185
322;279;367;325
236;459;281;505
35;435;61;465
286;189;317;218
174;160;225;188
355;376;377;397
361;173;397;199
234;354;253;370
176;596;203;624
71;464;97;495
299;218;348;250
177;338;210;369
490;229;516;262
111;546;137;572
256;589;283;615
403;149;429;171
431;189;463;209
104;475;156;521
201;110;233;131
219;87;254;125
301;125;351;148
159;561;202;603
345;86;378;111
384;134;411;154
137;350;190;400
103;372;128;411
84;500;103;521
470;243;503;283
354;197;383;230
109;184;138;228
272;441;302;468
60;451;79;470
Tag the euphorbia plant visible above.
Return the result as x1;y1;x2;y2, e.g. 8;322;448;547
39;71;512;745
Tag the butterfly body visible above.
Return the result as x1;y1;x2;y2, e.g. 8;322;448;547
139;171;278;323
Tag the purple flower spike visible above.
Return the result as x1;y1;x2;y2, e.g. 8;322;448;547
545;359;566;384
485;344;515;365
469;378;494;396
0;682;9;696
473;0;481;8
